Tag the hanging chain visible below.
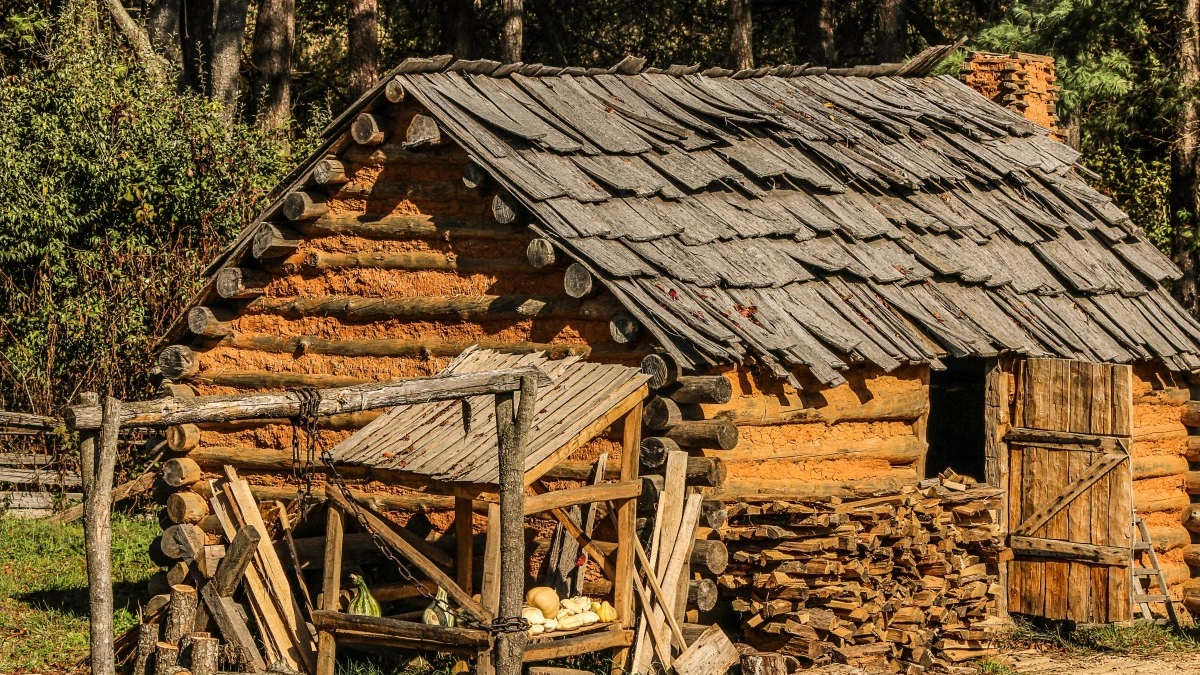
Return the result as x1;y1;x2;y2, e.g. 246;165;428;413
289;389;526;636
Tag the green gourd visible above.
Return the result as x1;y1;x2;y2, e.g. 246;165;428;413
348;574;381;617
423;587;456;627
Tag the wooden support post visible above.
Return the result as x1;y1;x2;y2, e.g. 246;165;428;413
477;502;502;675
612;403;642;675
493;375;537;675
316;504;343;675
984;358;1009;618
456;496;474;595
83;395;121;675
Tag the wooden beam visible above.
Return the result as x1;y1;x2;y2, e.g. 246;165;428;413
522;629;633;662
214;526;261;596
316;505;344;675
523;480;641;515
300;250;532;274
455;497;474;595
66;366;549;429
311;610;489;647
1009;536;1129;566
244;294;621;323
494;374;538;675
325;485;490;623
221;333;604;361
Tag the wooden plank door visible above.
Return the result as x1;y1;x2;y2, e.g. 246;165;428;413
1007;358;1133;624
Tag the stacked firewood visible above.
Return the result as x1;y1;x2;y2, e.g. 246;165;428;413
714;476;1008;673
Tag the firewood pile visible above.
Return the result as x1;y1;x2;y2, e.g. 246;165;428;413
715;474;1009;672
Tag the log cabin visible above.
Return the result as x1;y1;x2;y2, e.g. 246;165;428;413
144;47;1200;636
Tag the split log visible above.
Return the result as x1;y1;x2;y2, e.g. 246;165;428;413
133;623;158;675
687;578;718;612
167;424;200;453
563;263;596;298
223;333;604;361
690;539;729;575
166;562;190;586
384;77;405;102
161;524;204;560
214;525;261;596
186;307;231;339
294;213;523;241
1183;504;1200;533
609;314;641;344
1133;455;1189;480
163;458;202;487
188;635;219;675
526;238;557;268
253;223;304;260
351;113;386;145
167;492;209;524
67;365;549;429
405;114;446;149
214;268;267;300
164;584;198;643
667;376;733;405
640;436;682;467
741;652;789;675
492;193;521;224
154;643;179;675
463;161;490;190
245;293;621;323
313;158;349;186
665;421;738;450
673;624;738;675
645;398;682;431
280;191;328;223
300;249;530;274
641;353;682;389
158;346;199;381
700;500;728;529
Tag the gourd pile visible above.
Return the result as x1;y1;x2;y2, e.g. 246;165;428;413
522;586;617;636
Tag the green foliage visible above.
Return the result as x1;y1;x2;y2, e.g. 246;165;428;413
0;1;316;418
0;514;159;672
1081;140;1173;248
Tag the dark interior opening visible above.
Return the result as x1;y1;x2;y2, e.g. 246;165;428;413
924;357;988;480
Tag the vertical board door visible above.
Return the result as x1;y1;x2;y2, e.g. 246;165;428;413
1007;358;1133;624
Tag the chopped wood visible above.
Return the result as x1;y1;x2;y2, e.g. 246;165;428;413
351;113;386;145
186;307;230;339
640;353;682;389
164;585;198;644
188;634;219;675
673;624;739;675
526;238;557;268
313;159;349;186
214;525;261;596
666;376;733;404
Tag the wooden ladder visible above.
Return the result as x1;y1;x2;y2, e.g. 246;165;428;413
1131;513;1179;626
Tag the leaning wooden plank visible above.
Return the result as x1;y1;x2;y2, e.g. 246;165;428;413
48;471;155;524
199;582;266;672
1012;453;1126;536
66;367;551;429
631;450;689;674
325;484;491;623
529;484;617;580
222;468;317;673
673;625;739;675
208;484;291;670
310;610;490;648
573;453;608;595
316;504;344;675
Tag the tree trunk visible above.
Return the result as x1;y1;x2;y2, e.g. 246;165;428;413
347;0;379;101
439;0;474;58
102;0;168;80
211;0;249;117
147;0;182;66
181;0;216;94
877;0;906;62
1173;0;1200;315
729;0;753;70
501;0;523;63
795;0;836;66
251;0;294;131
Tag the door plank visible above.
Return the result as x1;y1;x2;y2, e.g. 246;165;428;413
1008;443;1025;616
1065;447;1092;622
1012;453;1127;537
1022;446;1046;617
1107;458;1133;622
1090;452;1112;623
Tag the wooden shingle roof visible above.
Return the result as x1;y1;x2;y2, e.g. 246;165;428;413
329;347;648;486
385;56;1200;384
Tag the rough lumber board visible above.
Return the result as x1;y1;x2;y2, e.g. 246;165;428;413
523;480;641;515
310;610;489;648
1009;535;1129;566
521;628;633;662
673;625;739;675
1011;453;1126;537
67;367;549;429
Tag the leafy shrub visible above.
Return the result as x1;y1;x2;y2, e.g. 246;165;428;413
0;1;316;420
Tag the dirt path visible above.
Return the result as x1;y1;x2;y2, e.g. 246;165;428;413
1004;649;1200;674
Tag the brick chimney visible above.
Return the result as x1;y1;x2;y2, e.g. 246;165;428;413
961;51;1061;139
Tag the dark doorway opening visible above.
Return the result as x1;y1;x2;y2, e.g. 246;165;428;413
924;357;987;480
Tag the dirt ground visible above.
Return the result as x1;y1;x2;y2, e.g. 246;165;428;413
1001;649;1200;674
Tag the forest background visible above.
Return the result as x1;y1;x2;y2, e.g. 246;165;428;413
0;0;1193;443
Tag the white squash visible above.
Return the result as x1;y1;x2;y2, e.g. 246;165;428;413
557;608;575;619
521;606;545;625
528;623;545;636
542;618;558;632
579;611;600;625
558;614;584;631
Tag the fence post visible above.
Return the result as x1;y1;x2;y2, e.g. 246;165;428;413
80;394;122;675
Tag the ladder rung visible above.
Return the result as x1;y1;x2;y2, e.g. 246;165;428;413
1133;569;1159;576
1134;594;1170;603
1133;543;1152;551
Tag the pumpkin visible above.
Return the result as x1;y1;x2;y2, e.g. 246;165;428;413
348;574;381;618
525;586;560;618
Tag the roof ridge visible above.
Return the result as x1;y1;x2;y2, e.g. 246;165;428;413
389;41;966;82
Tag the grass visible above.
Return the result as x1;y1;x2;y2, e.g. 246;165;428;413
0;514;160;674
1002;616;1200;658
